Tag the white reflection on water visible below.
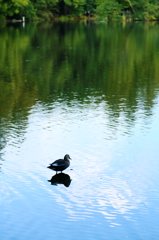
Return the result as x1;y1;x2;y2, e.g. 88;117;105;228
50;169;145;224
1;97;159;239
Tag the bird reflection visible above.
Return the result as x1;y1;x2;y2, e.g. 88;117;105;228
48;173;71;187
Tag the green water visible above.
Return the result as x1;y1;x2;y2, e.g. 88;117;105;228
0;21;159;240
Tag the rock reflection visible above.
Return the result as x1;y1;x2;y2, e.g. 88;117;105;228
48;173;71;187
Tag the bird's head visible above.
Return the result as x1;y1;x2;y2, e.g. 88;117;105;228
64;154;71;160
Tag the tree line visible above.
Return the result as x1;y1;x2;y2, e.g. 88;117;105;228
0;0;159;21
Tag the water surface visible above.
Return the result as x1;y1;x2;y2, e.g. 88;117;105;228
0;21;159;240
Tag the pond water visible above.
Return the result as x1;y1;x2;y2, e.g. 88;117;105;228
0;21;159;240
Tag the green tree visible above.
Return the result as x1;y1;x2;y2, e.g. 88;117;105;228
0;0;29;17
57;0;86;16
84;0;96;13
64;0;86;8
118;0;134;13
96;0;122;19
131;0;159;20
1;0;159;20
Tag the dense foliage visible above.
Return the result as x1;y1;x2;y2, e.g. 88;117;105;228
0;0;159;20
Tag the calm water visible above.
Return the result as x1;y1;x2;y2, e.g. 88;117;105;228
0;21;159;240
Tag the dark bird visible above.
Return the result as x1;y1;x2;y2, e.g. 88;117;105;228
48;173;72;187
47;154;71;173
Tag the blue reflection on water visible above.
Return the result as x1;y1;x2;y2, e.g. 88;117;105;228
1;97;159;240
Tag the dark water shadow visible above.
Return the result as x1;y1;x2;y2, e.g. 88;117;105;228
48;173;72;187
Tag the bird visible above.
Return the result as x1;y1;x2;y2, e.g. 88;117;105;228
47;154;71;173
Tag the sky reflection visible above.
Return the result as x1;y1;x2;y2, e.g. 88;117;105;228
0;96;159;240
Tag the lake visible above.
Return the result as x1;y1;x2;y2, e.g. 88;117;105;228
0;20;159;240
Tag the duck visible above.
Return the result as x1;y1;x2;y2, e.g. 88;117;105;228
47;154;71;173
